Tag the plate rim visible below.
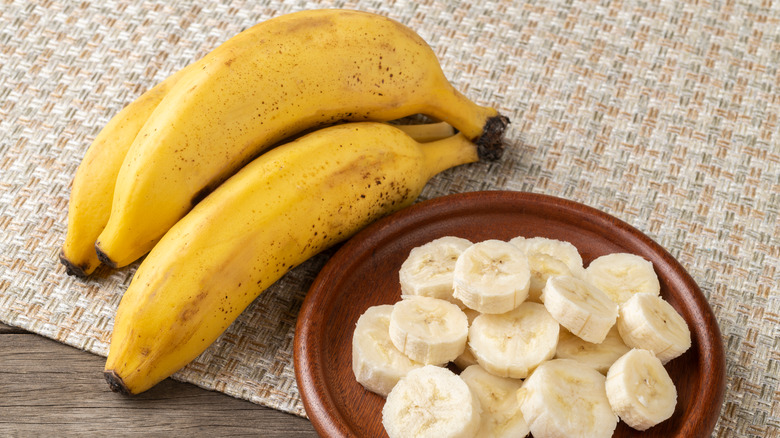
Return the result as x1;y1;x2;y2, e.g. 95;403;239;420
294;190;726;437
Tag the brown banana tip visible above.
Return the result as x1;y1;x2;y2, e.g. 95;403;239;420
475;114;510;162
59;251;88;278
104;370;131;395
94;244;118;269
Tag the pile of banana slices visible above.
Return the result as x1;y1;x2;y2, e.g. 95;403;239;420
351;235;692;438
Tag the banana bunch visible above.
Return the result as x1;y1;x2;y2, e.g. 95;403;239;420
59;8;508;275
352;235;692;437
58;9;511;393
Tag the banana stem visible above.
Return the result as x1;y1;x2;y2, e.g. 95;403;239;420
393;121;455;143
475;115;510;161
425;86;494;139
420;133;481;179
422;86;510;160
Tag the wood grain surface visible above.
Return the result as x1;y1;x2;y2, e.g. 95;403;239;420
0;323;317;437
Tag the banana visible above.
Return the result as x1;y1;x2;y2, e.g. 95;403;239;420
541;275;618;343
352;305;423;397
103;122;494;394
555;325;630;374
460;364;530;438
468;302;559;379
392;121;456;142
605;348;677;431
95;9;509;268
526;253;573;303
509;236;585;278
616;292;691;363
382;365;482;438
59;65;194;276
452;239;531;314
517;358;618;438
585;253;661;304
389;296;469;365
61;110;456;277
398;236;472;306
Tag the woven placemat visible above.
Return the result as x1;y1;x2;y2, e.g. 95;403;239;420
1;0;778;436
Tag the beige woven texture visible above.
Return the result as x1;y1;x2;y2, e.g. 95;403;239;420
1;0;778;435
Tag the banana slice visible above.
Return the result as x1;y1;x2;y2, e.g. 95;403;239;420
585;253;661;304
517;358;618;438
468;302;559;379
351;305;423;396
509;236;585;277
399;236;472;306
617;293;691;363
460;365;530;438
541;275;618;343
382;365;482;438
453;239;531;314
452;307;480;370
605;348;678;431
389;296;468;365
526;253;573;303
555;325;630;374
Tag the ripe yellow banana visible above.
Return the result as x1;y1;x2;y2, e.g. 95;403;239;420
61;87;450;278
61;114;449;277
95;9;508;268
59;65;194;276
103;122;497;395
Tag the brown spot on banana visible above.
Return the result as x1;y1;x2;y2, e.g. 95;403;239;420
179;305;199;323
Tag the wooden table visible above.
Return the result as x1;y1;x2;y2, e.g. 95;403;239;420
0;323;318;436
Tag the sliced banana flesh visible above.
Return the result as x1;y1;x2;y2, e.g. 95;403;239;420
389;296;468;365
399;236;473;306
541;275;618;343
509;236;585;278
585;252;661;304
453;239;531;314
526;252;573;303
555;325;630;375
460;364;530;438
351;305;423;397
606;348;677;431
382;365;482;438
617;292;691;363
352;235;691;436
517;358;618;438
468;302;559;379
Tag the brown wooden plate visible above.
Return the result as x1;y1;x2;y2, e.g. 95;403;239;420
294;191;725;438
